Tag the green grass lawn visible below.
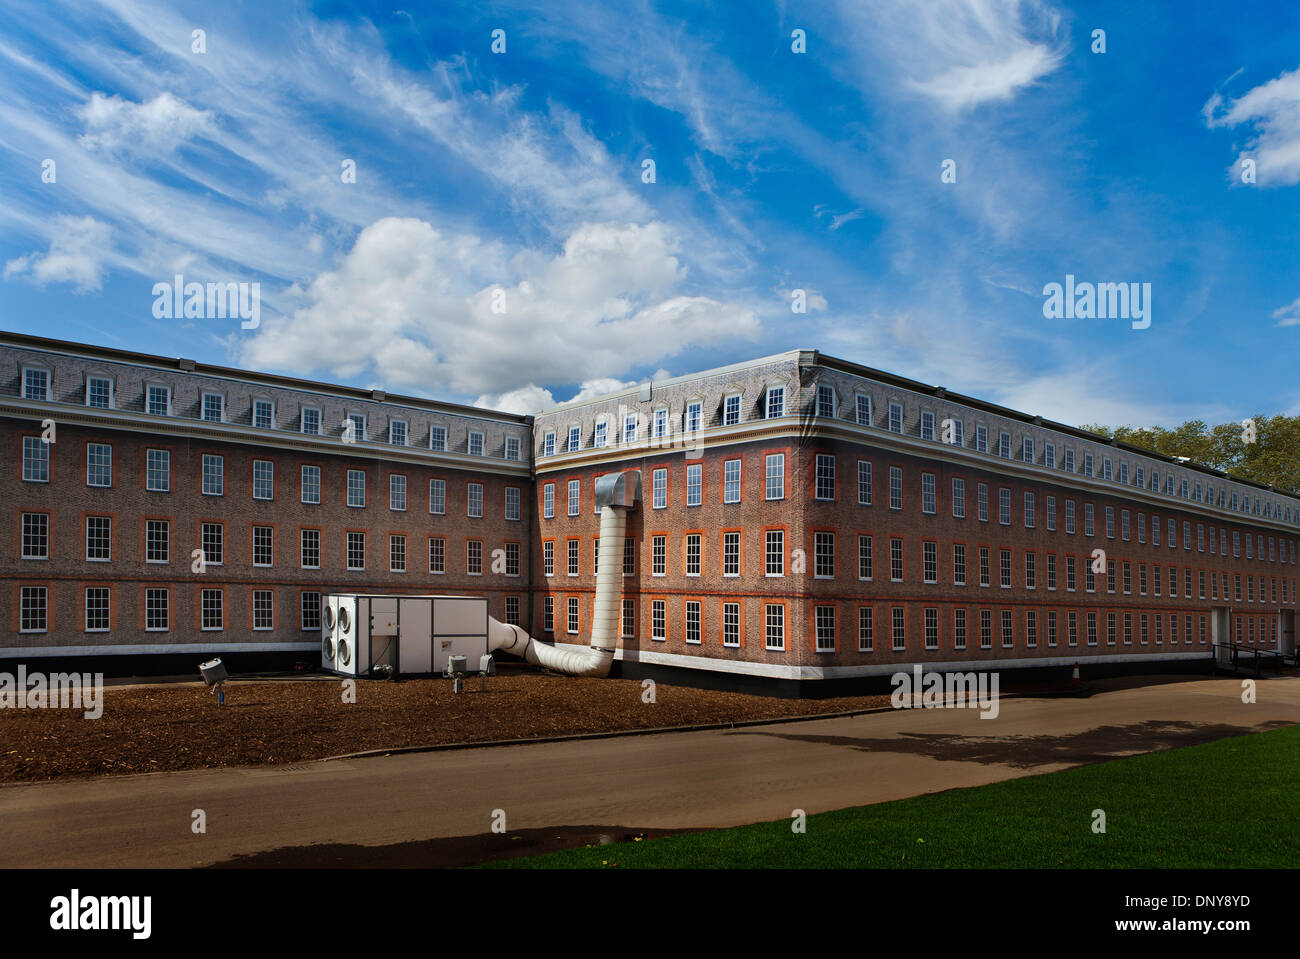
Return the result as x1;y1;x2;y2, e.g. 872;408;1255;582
484;725;1300;868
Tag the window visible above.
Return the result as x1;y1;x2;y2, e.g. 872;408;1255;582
569;425;582;452
253;460;274;500
543;540;555;577
543;597;555;633
891;538;904;582
253;400;274;430
922;473;936;514
23;436;49;482
859;607;875;651
1024;492;1036;528
653;535;667;576
686;534;702;576
977;484;988;522
301;592;321;631
252;526;273;567
505;436;521;460
469;432;485;457
888;402;903;434
685;602;702;644
954;608;967;649
1064;499;1075;534
505;487;521;521
624;539;636;576
622;599;636;638
429;537;446;574
301;407;320;435
431;426;448;452
953;544;966;585
20;586;47;632
1106;506;1115;539
724;532;741;576
1083;452;1094;477
975;425;988;453
816;606;838;651
855;394;872;426
813;455;837;501
652;410;667;440
347;413;367;442
1002;610;1014;648
859;461;873;506
952;478;965;518
253;590;274;631
891;607;906;651
300;465;321;505
567;597;580;634
147;449;170;492
997;431;1010;459
201;454;224;496
766;455;785;500
566;538;580;577
980;547;991;587
388;419;407;446
87;443;112;487
817;385;835;418
1000;549;1012;588
724;603;741;647
23;366;50;400
685;401;702;433
766;386;784;418
86;375;112;409
980;609;993;649
687;464;703;506
146;588;169;631
83;514;111;561
766;530;784;576
468;483;484;518
923;541;937;583
147;385;171;416
890;467;903;510
390;534;407;573
347;470;366;507
466;540;484;575
999;488;1011;525
724;394;741;426
1025;551;1036;589
651;470;667;509
202;393;224;423
859;535;874;581
1064;449;1075;473
301;529;320;569
766;604;786;650
652;600;666;641
724;460;742;504
144;519;169;564
21;512;49;559
623;414;637;444
1084;503;1095;537
347;531;366;570
815;532;836;578
201;589;223;631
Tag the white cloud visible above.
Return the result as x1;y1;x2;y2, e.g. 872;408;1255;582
1204;66;1300;185
4;215;113;292
1271;296;1300;326
240;217;761;397
78;91;216;153
475;384;558;415
833;0;1065;111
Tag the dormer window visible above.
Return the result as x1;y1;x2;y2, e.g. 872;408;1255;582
685;401;702;432
22;366;49;401
568;425;582;452
888;402;903;434
723;394;741;426
147;384;171;416
389;419;408;446
594;419;608;448
816;384;835;418
252;399;275;429
301;407;321;435
430;425;447;452
652;409;668;439
86;375;113;409
505;436;521;460
468;431;485;457
766;386;784;419
855;393;871;426
920;411;935;441
202;392;225;423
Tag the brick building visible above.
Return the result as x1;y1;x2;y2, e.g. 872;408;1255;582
3;332;1298;685
1;332;532;665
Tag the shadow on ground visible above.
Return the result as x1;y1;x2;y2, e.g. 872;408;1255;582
726;719;1297;769
204;824;707;868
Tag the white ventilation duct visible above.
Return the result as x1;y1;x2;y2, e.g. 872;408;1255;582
488;469;640;677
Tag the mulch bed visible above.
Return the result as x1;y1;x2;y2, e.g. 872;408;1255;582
0;673;898;782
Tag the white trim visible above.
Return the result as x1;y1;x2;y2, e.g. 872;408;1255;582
549;641;1209;680
0;642;319;657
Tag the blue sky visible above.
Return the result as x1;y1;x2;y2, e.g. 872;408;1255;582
3;0;1300;426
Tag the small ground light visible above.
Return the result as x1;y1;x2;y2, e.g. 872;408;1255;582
199;657;228;705
446;654;466;693
478;653;496;692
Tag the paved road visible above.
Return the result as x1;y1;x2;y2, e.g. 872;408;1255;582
2;676;1296;868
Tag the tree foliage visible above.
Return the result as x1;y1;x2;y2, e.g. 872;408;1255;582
1080;415;1300;495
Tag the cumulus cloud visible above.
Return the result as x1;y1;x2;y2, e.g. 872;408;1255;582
4;215;113;292
240;217;761;398
1204;66;1300;185
1271;296;1300;327
78;91;217;153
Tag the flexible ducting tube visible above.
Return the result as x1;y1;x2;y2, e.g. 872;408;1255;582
488;469;640;677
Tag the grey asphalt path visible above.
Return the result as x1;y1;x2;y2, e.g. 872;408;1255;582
1;676;1296;868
